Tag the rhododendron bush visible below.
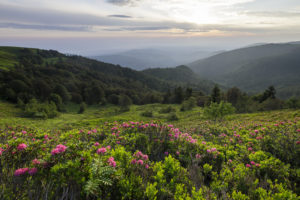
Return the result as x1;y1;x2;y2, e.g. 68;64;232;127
0;118;299;199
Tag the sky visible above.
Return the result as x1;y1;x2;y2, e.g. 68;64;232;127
0;0;300;55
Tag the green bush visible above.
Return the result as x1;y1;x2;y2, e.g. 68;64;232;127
141;110;153;117
167;112;179;121
159;106;176;113
78;102;87;114
24;99;59;119
203;101;235;121
180;97;197;111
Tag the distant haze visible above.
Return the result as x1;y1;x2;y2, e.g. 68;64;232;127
0;0;300;55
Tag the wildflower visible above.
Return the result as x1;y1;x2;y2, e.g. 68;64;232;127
246;164;251;168
97;147;107;154
202;141;206;145
145;164;149;169
254;130;259;133
142;154;149;160
176;151;180;155
51;144;67;155
250;161;255;165
137;160;144;165
14;168;29;176
296;141;300;145
195;154;201;159
32;159;41;165
211;148;217;152
94;142;100;147
21;131;27;134
164;152;169;155
17;143;27;151
131;159;137;164
108;157;116;167
255;163;261;167
248;147;253;151
207;149;211;153
28;168;37;175
106;145;111;150
228;159;232;163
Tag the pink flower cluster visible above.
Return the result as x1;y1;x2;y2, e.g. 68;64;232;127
131;151;149;169
246;161;260;168
97;147;107;154
51;144;67;155
17;143;27;151
14;168;37;176
207;148;217;153
108;157;116;167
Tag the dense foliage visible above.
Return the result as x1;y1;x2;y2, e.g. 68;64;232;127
0;114;299;199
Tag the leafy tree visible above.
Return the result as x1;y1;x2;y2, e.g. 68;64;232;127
211;85;221;103
54;84;70;103
174;87;184;104
49;93;64;112
226;87;242;107
204;101;235;121
180;97;197;111
78;102;87;114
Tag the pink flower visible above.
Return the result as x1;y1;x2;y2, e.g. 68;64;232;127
195;154;201;159
32;159;41;165
14;168;29;176
137;160;144;165
296;141;300;145
106;145;111;150
202;141;206;145
164;152;169;155
228;159;232;163
246;164;251;168
145;164;149;169
176;151;180;155
55;144;67;153
92;129;97;133
17;143;27;151
255;163;261;167
254;130;259;133
108;157;116;167
207;149;211;153
211;148;217;152
97;147;107;154
250;161;255;165
51;144;67;155
21;130;27;134
28;168;37;175
142;155;148;160
131;159;137;164
248;147;253;151
94;142;100;147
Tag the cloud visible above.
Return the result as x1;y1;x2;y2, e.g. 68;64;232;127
244;11;300;18
108;15;132;18
0;22;89;32
106;0;139;6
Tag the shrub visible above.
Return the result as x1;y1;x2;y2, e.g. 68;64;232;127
203;101;235;121
180;97;197;111
159;106;176;113
167;112;179;121
24;99;59;119
78;102;87;114
141;110;153;117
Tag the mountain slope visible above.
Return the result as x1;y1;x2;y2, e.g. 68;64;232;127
92;48;219;70
142;65;216;93
188;43;300;98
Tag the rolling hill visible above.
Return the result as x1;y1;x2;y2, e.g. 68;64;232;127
0;46;215;105
188;43;300;98
92;48;219;70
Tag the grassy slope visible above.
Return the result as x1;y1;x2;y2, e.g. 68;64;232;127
1;101;299;131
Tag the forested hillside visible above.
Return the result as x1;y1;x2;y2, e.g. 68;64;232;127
188;43;300;98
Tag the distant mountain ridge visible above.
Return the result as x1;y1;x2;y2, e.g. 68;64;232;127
92;48;220;70
188;43;300;98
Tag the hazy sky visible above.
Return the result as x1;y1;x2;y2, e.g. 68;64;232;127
0;0;300;55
